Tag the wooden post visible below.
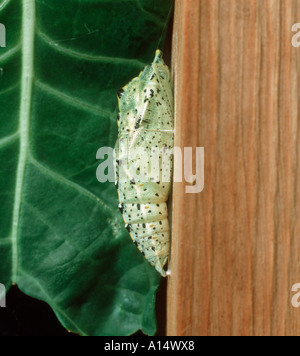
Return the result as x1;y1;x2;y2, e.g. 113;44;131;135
167;0;300;336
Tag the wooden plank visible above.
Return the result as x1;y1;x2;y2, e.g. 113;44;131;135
167;0;300;336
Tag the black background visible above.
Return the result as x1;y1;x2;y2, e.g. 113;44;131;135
0;279;167;336
0;286;75;336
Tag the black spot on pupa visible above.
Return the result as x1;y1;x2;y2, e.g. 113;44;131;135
125;224;132;232
118;204;124;213
117;89;124;98
135;117;142;129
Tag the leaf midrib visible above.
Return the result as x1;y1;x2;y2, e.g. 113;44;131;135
11;0;35;281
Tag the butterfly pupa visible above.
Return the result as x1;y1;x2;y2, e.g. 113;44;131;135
114;50;174;277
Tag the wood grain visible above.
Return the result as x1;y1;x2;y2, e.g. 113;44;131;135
167;0;300;336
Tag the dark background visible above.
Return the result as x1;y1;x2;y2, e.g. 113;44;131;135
0;281;167;336
0;286;75;336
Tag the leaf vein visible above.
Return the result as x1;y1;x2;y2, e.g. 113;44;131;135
0;0;10;12
35;80;112;117
11;0;35;282
0;43;21;62
135;0;165;27
0;131;19;149
36;29;146;67
22;200;100;266
0;82;20;95
17;269;87;336
0;238;11;246
28;154;115;215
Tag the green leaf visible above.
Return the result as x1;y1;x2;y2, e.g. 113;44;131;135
0;0;173;336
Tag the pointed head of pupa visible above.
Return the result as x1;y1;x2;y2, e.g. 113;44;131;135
153;49;165;65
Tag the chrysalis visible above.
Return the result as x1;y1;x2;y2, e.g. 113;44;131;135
114;50;174;277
